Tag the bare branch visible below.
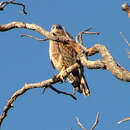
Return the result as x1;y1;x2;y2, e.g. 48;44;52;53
49;85;77;100
75;27;99;44
118;117;130;124
76;27;92;44
42;84;77;100
120;32;130;59
76;117;86;130
0;0;27;14
0;63;79;127
76;112;100;130
82;44;130;82
90;112;100;130
120;32;130;47
20;34;49;41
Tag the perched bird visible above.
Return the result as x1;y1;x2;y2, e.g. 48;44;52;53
49;24;90;96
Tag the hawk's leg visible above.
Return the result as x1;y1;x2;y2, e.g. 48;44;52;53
56;66;66;82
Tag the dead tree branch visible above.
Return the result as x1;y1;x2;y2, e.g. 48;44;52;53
0;22;73;42
75;27;99;44
120;32;130;59
118;117;130;124
76;117;86;130
0;63;79;127
48;85;77;100
20;34;49;41
0;0;27;14
81;44;130;81
76;112;100;130
90;112;100;130
120;32;130;47
0;22;130;82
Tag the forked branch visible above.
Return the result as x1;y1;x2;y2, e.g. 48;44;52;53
76;112;100;130
75;27;99;44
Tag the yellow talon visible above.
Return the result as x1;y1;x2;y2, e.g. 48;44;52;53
57;66;66;82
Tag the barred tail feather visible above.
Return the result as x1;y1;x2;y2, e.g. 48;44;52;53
68;73;90;96
80;76;90;96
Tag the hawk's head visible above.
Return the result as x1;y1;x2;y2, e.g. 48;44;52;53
51;24;63;30
50;24;64;35
50;24;74;40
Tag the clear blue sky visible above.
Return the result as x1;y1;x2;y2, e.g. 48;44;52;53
0;0;130;130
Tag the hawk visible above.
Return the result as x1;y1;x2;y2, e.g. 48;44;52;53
49;24;90;96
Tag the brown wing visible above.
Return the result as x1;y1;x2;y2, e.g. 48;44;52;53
49;40;63;71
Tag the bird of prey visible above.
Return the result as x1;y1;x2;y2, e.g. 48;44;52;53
49;24;90;96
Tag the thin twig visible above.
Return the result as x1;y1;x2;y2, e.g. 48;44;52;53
0;0;27;14
76;27;92;44
42;85;77;100
75;112;100;130
20;34;49;41
90;112;100;130
49;85;77;100
76;117;86;130
76;27;99;44
120;32;130;59
126;49;130;59
118;117;130;124
120;32;130;47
